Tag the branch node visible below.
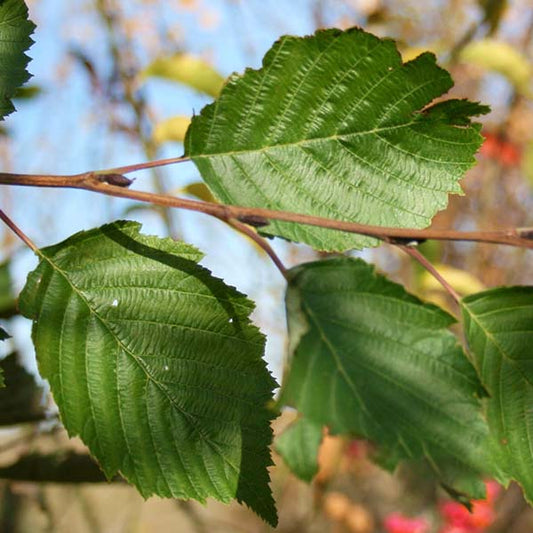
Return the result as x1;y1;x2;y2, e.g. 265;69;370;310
517;227;533;240
97;173;134;188
386;236;427;246
236;214;270;228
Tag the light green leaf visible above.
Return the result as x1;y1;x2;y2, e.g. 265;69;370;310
19;221;277;526
0;0;35;121
280;257;492;493
153;115;191;144
462;287;533;501
460;39;532;97
186;28;488;252
275;417;322;482
143;53;224;97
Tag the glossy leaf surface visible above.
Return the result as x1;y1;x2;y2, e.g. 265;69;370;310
19;221;277;525
186;28;488;251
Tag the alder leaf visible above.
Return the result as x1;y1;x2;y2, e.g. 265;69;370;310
275;417;322;482
19;221;278;526
0;0;35;121
462;287;533;502
279;258;493;493
186;28;488;251
143;53;225;97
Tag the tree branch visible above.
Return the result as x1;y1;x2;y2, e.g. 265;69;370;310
1;170;533;250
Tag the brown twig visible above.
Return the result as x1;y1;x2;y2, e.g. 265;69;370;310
399;245;461;303
225;218;287;277
1;171;533;251
0;209;38;252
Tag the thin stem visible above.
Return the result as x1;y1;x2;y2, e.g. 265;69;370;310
400;245;460;303
1;171;533;251
225;218;287;277
0;210;38;252
102;155;190;176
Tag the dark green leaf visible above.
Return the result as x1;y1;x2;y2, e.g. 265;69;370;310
0;327;9;342
275;417;322;482
0;0;35;121
0;352;45;424
19;221;277;526
186;28;488;251
462;287;533;501
0;452;112;483
0;260;17;319
280;257;492;492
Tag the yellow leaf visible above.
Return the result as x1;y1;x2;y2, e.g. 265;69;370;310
153;115;191;144
460;39;532;97
142;53;225;97
420;264;485;296
181;182;216;203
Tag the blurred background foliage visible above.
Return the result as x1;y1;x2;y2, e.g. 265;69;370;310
0;0;533;531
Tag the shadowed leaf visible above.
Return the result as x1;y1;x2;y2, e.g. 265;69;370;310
19;221;278;526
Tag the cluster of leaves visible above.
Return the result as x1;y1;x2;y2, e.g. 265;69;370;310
2;0;533;528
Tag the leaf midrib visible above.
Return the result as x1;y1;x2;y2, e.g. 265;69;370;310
462;301;533;388
38;250;243;485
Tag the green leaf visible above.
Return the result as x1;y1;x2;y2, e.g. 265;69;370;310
186;28;488;252
462;287;533;501
275;416;322;482
0;352;45;424
19;221;278;526
0;452;111;483
280;257;492;492
0;260;17;319
153;115;191;144
0;0;35;121
143;53;225;97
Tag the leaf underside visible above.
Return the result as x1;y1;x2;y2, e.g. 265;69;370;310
19;221;278;526
186;27;488;251
462;288;533;501
0;0;35;121
280;257;492;493
275;417;322;482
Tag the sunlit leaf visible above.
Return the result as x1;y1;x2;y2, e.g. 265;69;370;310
19;221;278;526
186;28;488;251
460;39;532;97
280;257;493;494
0;0;35;121
462;287;533;502
275;417;322;482
143;53;224;97
153;115;191;144
182;181;217;203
